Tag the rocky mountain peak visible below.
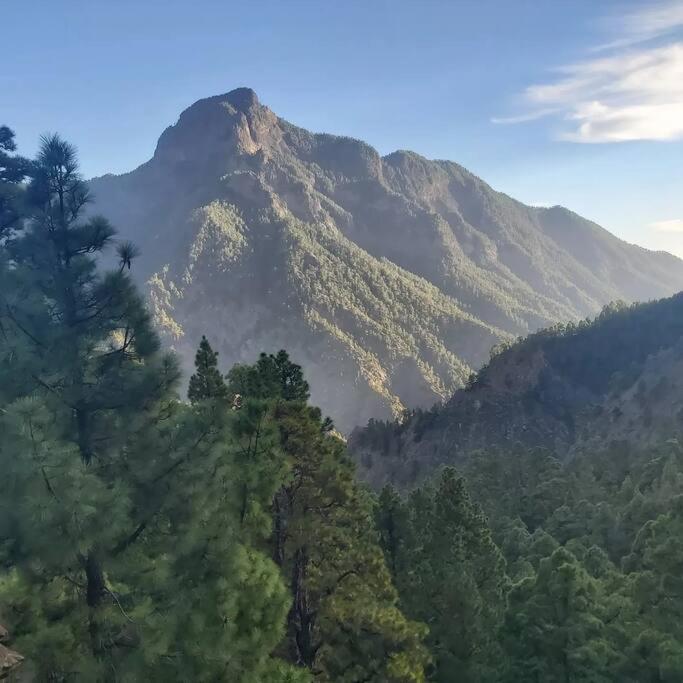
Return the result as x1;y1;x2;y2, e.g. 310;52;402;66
153;87;278;166
222;86;260;111
89;89;683;432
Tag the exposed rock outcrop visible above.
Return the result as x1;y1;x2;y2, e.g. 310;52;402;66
0;624;24;680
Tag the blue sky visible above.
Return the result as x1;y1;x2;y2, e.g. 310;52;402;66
3;0;683;255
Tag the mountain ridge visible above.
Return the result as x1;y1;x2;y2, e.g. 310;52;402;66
350;293;683;488
88;87;683;430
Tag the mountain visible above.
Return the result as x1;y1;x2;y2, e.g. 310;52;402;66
89;87;683;431
350;293;683;487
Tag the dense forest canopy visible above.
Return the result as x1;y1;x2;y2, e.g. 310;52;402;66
3;129;683;682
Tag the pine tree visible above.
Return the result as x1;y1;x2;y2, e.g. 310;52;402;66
233;354;429;681
616;493;683;679
268;349;310;402
381;469;508;682
0;132;178;677
504;546;617;682
375;485;412;580
187;334;228;403
0;125;32;238
0;126;32;405
227;349;310;403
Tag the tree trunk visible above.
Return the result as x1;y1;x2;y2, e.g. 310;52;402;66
83;552;106;656
288;546;317;669
272;491;286;566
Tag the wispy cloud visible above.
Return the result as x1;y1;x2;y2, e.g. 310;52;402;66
650;219;683;232
493;1;683;143
594;0;683;50
490;108;559;125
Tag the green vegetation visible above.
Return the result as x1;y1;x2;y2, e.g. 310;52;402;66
148;204;507;431
352;293;683;489
0;131;295;681
376;471;507;682
375;442;683;681
352;276;683;680
0;130;426;680
187;334;229;403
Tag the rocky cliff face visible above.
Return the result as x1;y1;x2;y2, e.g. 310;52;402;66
89;88;683;431
0;622;24;680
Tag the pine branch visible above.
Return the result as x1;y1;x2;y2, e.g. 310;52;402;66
111;521;148;557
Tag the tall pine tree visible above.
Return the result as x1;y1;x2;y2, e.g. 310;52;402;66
377;469;508;682
0;125;32;239
503;546;618;682
187;335;228;403
229;352;429;681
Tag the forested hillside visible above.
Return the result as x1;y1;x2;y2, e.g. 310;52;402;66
4;128;683;681
375;440;683;681
351;294;683;488
88;88;683;431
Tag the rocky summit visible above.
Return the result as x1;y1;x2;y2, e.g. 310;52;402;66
89;88;683;431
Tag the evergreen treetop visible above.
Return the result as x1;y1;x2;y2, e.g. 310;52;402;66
187;334;228;403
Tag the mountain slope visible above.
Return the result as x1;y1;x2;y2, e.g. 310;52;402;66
350;294;683;487
89;88;683;430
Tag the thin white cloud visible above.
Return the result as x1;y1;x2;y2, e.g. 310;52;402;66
650;219;683;232
490;108;559;125
495;1;683;143
594;0;683;50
